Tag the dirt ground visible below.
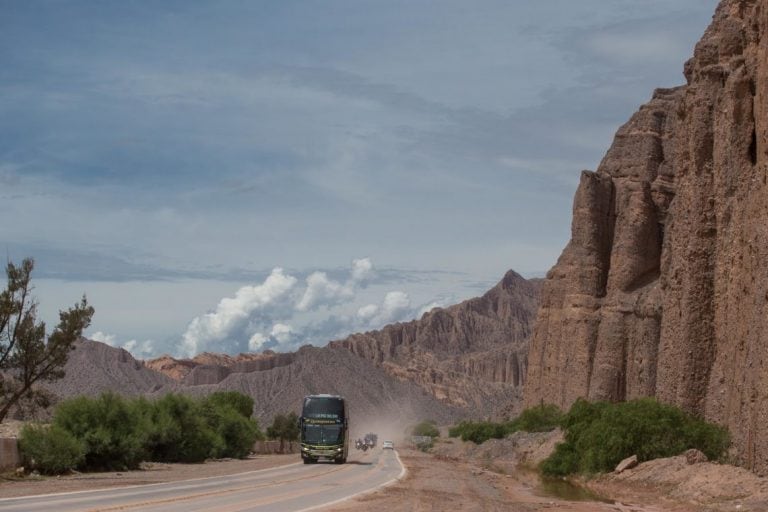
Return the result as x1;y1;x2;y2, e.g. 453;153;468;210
329;447;699;512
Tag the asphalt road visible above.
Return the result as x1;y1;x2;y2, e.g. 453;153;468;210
0;449;404;512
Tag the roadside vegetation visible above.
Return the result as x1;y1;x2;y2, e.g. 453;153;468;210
540;398;729;477
449;404;562;444
0;257;94;423
266;412;299;451
19;391;263;474
411;420;440;451
449;399;728;477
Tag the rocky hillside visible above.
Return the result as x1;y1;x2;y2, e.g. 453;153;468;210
48;339;462;429
329;270;541;416
525;0;768;474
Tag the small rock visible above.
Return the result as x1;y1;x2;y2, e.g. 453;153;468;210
14;467;24;477
30;470;40;477
615;454;638;474
684;449;708;465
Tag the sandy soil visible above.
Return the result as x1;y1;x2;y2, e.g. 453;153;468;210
0;454;297;499
328;448;690;512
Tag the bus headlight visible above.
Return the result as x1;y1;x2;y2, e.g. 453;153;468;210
336;447;343;452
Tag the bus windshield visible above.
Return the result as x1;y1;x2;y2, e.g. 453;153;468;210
302;397;344;420
303;424;343;445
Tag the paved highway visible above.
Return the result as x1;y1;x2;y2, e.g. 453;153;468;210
0;449;404;512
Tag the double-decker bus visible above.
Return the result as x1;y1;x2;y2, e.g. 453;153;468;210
299;394;348;464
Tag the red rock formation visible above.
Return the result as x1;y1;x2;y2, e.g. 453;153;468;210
525;0;768;474
145;350;294;383
330;270;541;414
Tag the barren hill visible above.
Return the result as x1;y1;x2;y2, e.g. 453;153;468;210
525;0;768;474
329;270;542;416
51;340;462;428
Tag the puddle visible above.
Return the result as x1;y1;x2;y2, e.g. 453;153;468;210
536;475;613;503
514;466;613;503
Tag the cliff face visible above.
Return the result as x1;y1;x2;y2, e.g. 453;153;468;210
330;270;541;415
525;0;768;473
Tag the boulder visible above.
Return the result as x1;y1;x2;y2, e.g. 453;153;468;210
615;455;638;474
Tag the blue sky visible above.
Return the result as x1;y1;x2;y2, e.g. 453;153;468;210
1;0;719;358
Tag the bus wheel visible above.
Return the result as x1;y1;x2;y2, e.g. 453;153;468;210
335;457;346;464
303;458;315;464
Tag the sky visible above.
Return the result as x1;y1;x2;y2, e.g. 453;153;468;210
0;0;720;358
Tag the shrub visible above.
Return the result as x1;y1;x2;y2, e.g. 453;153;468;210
53;393;146;471
412;420;440;438
540;398;730;477
143;393;222;463
202;399;261;459
19;424;85;474
448;405;562;444
508;404;562;433
204;391;254;419
448;420;508;444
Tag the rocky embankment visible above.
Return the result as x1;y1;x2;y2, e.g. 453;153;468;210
525;0;768;473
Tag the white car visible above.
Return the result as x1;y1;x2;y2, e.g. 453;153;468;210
382;440;394;450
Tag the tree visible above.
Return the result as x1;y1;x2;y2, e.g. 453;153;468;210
266;412;299;452
0;258;94;423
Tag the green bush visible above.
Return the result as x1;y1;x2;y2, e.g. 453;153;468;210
53;393;147;471
508;404;563;433
412;420;440;438
19;424;85;474
540;398;730;477
202;399;261;459
143;393;222;463
44;391;262;470
448;405;562;444
204;391;254;419
448;420;508;444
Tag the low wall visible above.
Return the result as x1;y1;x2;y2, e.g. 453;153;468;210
0;438;20;471
252;440;298;455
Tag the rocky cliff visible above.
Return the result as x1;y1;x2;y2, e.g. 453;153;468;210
525;0;768;473
330;270;541;416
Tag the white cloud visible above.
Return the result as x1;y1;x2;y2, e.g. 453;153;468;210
351;257;374;282
247;323;294;351
89;331;155;359
180;267;297;356
355;290;414;328
418;301;443;316
295;258;375;312
90;331;117;346
270;323;293;344
295;271;353;312
248;332;267;351
356;303;379;321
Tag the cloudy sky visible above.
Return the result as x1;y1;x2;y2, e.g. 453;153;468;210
1;0;718;358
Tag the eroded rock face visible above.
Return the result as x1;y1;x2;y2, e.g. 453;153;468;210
525;0;768;473
330;270;541;415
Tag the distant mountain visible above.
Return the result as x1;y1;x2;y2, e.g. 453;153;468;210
43;269;540;426
50;340;462;429
329;270;542;417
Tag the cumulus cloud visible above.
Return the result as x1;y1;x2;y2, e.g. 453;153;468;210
295;271;354;312
90;331;155;359
180;268;297;356
248;323;294;351
295;257;374;312
174;257;442;357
